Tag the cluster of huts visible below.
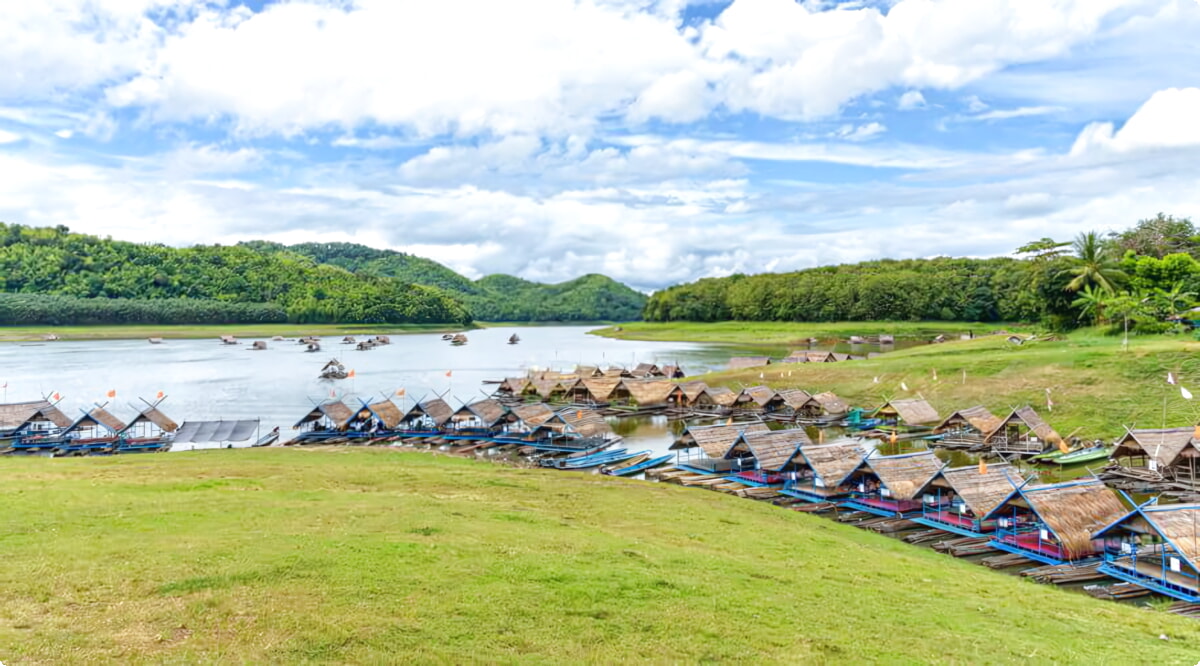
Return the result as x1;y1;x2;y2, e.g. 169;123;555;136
0;398;179;455
662;418;1200;606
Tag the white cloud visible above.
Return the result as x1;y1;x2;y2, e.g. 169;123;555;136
897;90;926;110
832;122;886;141
1071;87;1200;155
0;129;22;144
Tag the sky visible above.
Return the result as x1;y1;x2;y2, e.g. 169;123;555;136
1;0;1199;292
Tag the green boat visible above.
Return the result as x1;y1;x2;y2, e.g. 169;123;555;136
1029;448;1068;462
1053;445;1114;466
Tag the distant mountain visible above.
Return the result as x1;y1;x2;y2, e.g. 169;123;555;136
242;241;647;322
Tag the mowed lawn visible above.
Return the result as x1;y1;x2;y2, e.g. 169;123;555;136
0;449;1196;663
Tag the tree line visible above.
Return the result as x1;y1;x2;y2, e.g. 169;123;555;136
643;213;1200;332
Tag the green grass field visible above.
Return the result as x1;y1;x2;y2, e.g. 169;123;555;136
591;321;1028;345
0;322;471;343
0;448;1196;663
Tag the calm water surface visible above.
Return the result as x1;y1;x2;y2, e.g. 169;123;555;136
0;326;763;450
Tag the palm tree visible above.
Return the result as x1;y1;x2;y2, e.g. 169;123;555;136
1152;281;1196;321
1070;285;1106;326
1065;231;1125;293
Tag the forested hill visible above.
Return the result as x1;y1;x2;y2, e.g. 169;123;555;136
241;241;648;322
0;224;471;325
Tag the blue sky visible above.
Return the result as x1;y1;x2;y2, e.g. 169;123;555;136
1;0;1199;291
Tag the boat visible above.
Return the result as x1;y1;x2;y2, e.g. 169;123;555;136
609;454;673;477
450;333;468;346
1029;448;1068;463
600;452;648;474
508;334;520;345
559;449;647;470
319;359;348;380
253;428;280;447
1052;445;1114;466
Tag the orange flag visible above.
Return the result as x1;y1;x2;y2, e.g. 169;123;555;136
52;392;61;401
575;410;582;419
1057;438;1070;455
106;389;116;398
726;417;733;426
978;457;988;475
889;430;898;445
156;391;164;399
395;388;406;397
348;369;356;378
445;370;453;378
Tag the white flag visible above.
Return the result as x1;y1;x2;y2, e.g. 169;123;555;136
901;381;909;391
932;369;938;381
1045;388;1054;412
759;372;764;379
873;376;879;384
1168;372;1177;385
1183;386;1194;400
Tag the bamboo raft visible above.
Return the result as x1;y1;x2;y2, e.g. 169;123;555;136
786;501;838;513
865;518;918;534
902;528;948;544
835;511;872;524
980;553;1033;569
1167;601;1200;618
1083;582;1152;601
1020;562;1107;585
931;536;995;557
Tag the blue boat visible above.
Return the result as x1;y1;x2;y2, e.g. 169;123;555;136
609;454;673;477
561;450;649;470
541;447;625;468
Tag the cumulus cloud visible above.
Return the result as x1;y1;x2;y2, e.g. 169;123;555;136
897;90;926;110
1071;87;1200;155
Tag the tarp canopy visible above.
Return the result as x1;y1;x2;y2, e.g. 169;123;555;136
173;419;259;444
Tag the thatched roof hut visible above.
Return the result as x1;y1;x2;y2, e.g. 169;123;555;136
498;377;533;395
452;399;510;428
660;365;685;379
623;380;676;408
933;406;1002;435
403;398;454;427
531;378;569;401
984;406;1061;445
1097;504;1200;569
1112;427;1200;470
292;400;353;430
670;421;770;456
573;365;603;378
795;441;869;488
510;403;556;429
0;400;73;432
740;385;782;408
914;463;1019;518
373;335;391;345
219;335;238;345
994;479;1126;560
778;389;812;410
812;392;849;415
65;406;128;435
706;386;739;407
727;356;772;371
250;340;268;350
856;451;944;501
631;362;660;378
582;377;623;402
877;398;940;427
364;400;404;429
342;336;356;344
550;408;612;438
727;428;810;471
602;366;630;378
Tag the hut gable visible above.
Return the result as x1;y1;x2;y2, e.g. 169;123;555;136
798;441;868;487
706;386;739;407
602;367;630;378
1141;505;1200;567
574;365;603;378
631;363;660;377
407;398;454;427
778;389;812;410
366;400;404;429
679;381;711;403
660;365;685;379
456;399;509;427
582;378;623;402
727;356;772;371
736;429;810;471
130;405;180;433
741;385;781;407
880;398;940;426
500;377;532;394
1113;427;1199;468
531;378;566;400
69;406;127;434
552;408;612;438
934;406;1002;435
986;406;1061;444
864;451;943;500
511;403;556;428
1021;480;1127;558
918;463;1019;517
812;392;849;415
0;400;74;430
674;421;771;457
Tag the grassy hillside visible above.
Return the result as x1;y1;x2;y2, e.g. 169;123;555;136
668;324;1200;440
0;449;1195;663
247;241;648;322
592;320;1026;344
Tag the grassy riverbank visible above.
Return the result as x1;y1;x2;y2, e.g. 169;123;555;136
591;321;1028;344
692;328;1200;440
0;448;1195;663
0;322;472;343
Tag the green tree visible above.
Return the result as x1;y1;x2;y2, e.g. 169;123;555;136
1070;285;1107;326
1065;231;1125;293
1110;213;1198;259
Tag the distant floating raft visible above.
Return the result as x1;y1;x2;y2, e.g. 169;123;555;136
250;340;268;350
147;337;164;344
220;335;238;345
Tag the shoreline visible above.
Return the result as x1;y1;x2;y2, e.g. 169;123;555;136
588;320;1031;345
0;322;475;343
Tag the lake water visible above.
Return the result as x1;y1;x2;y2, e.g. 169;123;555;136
0;326;766;451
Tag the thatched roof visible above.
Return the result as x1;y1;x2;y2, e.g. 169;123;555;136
706;386;739;407
0;400;73;430
672;421;770;456
727;356;772;370
293;400;352;429
660;365;684;379
934;406;1002;435
985;406;1061;444
879;398;939;426
778;389;812;409
511;403;556;428
68;406;127;434
366;400;404;429
574;365;602;378
1018;479;1126;559
406;398;454;427
734;429;810;471
679;381;711;402
582;378;623;401
812;392;848;414
1113;427;1200;468
500;377;532;394
602;367;629;378
454;399;509;427
531;378;566;399
1141;505;1200;567
624;380;676;406
632;363;660;377
915;463;1018;517
796;441;868;486
862;451;943;500
552;408;612;437
740;385;781;408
